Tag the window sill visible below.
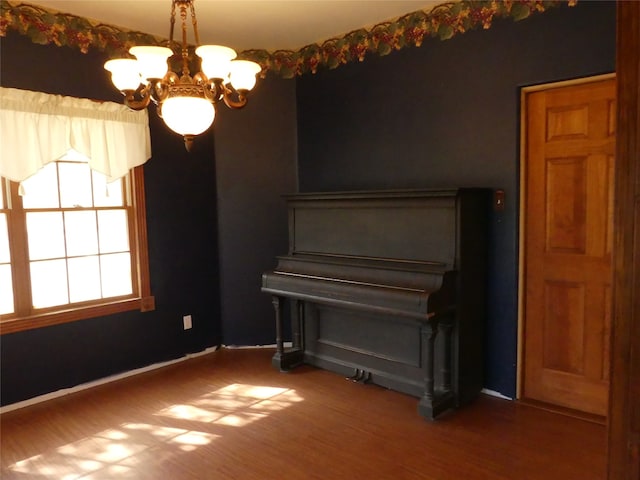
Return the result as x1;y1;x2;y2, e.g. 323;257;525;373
0;296;155;335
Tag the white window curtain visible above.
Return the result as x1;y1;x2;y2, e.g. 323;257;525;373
0;87;151;183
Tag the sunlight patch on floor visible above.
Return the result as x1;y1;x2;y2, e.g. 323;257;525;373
7;383;303;478
155;383;303;428
8;424;218;479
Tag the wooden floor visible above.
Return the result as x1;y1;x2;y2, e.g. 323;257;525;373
1;348;606;479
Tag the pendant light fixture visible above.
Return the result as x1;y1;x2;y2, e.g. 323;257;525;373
104;0;261;151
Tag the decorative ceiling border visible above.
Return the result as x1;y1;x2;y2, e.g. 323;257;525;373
1;0;576;79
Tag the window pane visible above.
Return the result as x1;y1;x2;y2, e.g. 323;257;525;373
64;211;98;257
68;256;101;303
31;259;69;308
93;171;124;208
0;264;14;315
0;214;9;263
21;163;60;209
26;212;65;260
101;253;132;297
98;210;130;253
1;211;13;314
59;162;92;208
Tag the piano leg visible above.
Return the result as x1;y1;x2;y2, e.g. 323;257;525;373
270;295;304;371
272;296;284;354
439;318;453;395
418;315;455;420
293;300;304;350
418;320;437;420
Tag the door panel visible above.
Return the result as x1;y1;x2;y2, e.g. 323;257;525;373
523;77;615;417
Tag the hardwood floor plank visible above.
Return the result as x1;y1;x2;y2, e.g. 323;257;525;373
1;348;606;479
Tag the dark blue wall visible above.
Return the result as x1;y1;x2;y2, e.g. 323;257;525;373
214;77;298;346
295;2;616;397
0;32;222;405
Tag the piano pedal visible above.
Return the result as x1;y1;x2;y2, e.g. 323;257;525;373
346;369;362;382
346;369;371;384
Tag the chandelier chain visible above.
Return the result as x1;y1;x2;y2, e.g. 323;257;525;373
169;1;177;49
189;1;201;47
179;3;190;78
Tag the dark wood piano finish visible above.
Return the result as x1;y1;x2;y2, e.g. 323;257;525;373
261;189;490;420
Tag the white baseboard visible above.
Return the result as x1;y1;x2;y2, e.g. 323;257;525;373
0;345;220;415
222;342;291;349
0;343;293;414
481;388;513;400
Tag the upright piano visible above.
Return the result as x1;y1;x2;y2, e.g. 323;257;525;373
261;188;490;419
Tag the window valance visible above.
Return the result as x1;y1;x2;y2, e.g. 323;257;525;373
0;87;151;183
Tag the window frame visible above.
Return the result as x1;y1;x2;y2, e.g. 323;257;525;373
0;165;154;335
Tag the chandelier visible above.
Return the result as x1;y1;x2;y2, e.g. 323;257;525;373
104;0;261;151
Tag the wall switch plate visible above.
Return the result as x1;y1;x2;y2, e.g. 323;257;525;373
183;315;192;330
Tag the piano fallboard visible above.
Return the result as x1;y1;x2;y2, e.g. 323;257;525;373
263;270;452;320
263;252;455;319
273;252;448;290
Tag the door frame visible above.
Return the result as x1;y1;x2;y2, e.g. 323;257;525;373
517;72;617;400
608;2;640;476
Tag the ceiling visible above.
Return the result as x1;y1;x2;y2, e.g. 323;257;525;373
29;0;447;52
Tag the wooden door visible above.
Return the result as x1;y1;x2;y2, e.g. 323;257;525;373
522;77;616;417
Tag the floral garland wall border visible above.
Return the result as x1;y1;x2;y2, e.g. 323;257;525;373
1;0;577;79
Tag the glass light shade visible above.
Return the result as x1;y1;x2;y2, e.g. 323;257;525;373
161;96;215;135
196;45;237;80
129;46;172;80
229;60;261;91
104;59;141;91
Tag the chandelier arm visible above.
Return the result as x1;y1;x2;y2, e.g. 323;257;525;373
123;86;152;110
222;87;249;110
198;77;226;104
150;82;169;105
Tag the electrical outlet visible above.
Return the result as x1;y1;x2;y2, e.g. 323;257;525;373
183;315;192;330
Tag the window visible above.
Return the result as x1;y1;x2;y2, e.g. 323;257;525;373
0;152;153;334
0;87;154;334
